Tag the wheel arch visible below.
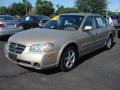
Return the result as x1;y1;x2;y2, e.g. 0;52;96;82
56;42;79;66
107;32;114;41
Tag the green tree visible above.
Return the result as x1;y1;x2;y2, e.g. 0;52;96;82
8;0;32;16
35;0;54;16
56;4;78;14
9;2;25;15
0;6;7;14
75;0;107;14
22;0;32;15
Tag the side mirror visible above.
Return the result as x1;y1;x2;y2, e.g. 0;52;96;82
84;26;93;31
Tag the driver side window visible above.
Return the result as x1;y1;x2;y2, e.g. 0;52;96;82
64;18;78;30
84;16;97;30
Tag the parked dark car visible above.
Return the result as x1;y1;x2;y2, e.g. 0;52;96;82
103;15;120;38
111;15;120;38
103;15;119;28
111;15;120;29
20;15;50;30
103;15;120;29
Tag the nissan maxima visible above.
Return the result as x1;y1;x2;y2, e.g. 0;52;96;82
4;13;115;72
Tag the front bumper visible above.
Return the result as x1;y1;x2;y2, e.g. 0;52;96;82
4;42;59;70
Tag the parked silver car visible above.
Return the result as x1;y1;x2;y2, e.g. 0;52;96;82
0;15;23;37
4;13;115;72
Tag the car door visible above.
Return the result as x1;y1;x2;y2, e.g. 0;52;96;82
79;16;98;53
22;16;32;30
31;16;40;28
94;16;109;46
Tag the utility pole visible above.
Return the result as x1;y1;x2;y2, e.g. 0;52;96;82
26;2;27;15
115;4;120;15
23;0;28;15
106;1;111;16
116;7;120;15
106;10;108;16
116;9;118;15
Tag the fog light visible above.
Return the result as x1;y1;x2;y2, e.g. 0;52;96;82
33;63;40;69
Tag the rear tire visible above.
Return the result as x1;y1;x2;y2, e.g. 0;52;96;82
60;47;78;72
105;36;113;50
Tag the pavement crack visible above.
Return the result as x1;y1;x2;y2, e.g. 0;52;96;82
0;71;31;78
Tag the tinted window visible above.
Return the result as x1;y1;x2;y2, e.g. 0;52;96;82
84;16;97;29
21;16;34;21
34;16;50;20
21;15;50;22
95;16;107;28
42;16;50;20
34;16;43;20
0;16;15;20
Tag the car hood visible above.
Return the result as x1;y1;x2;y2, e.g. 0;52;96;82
8;28;75;46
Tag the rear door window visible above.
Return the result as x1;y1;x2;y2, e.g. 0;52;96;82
95;16;107;28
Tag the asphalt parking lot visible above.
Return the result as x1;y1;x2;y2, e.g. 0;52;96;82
0;35;120;90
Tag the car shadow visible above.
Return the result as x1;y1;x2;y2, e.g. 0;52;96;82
20;66;61;75
76;48;106;67
21;42;116;75
76;42;116;66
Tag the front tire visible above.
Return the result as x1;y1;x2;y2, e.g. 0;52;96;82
60;47;78;72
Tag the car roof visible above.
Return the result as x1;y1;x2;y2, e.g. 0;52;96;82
24;15;48;17
60;13;99;16
0;15;12;17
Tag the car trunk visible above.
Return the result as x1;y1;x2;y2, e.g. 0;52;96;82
2;20;18;29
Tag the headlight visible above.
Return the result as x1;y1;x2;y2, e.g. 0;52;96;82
30;43;54;52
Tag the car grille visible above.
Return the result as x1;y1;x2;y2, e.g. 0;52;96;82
9;42;26;54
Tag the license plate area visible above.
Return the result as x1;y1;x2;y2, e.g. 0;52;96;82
8;53;17;62
7;25;16;29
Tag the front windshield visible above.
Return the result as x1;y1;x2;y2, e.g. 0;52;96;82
42;15;84;31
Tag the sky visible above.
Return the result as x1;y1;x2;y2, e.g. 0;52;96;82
0;0;120;12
